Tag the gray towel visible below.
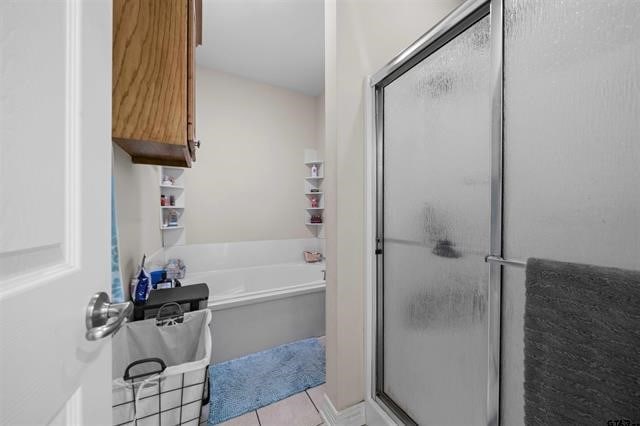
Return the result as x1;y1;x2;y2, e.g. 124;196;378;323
524;258;640;426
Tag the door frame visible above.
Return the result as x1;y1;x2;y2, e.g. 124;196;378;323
363;0;504;424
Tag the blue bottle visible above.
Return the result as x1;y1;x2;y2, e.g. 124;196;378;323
133;254;151;303
134;270;149;303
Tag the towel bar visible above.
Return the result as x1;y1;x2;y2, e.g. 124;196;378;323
485;255;526;268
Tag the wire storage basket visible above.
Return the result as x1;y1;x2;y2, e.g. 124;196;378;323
112;306;212;426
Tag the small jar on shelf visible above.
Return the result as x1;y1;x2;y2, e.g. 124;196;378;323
167;210;179;227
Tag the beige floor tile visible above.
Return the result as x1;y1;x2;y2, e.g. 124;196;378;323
306;384;326;412
257;392;322;426
217;411;260;426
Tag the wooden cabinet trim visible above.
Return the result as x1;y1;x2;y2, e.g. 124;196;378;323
187;0;196;147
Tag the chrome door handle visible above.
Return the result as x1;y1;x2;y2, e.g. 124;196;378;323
85;292;133;341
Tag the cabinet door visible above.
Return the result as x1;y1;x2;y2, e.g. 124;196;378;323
113;0;191;167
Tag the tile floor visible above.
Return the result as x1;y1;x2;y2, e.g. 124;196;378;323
217;384;326;426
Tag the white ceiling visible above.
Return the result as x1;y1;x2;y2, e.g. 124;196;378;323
197;0;324;96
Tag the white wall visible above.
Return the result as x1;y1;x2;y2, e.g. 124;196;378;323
324;0;464;411
185;67;321;244
113;145;163;297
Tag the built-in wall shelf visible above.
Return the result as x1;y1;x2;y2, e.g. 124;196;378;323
304;151;324;237
160;166;186;247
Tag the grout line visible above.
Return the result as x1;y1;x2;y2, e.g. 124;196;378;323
306;390;320;414
255;409;262;426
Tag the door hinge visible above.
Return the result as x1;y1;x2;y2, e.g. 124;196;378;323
375;237;383;255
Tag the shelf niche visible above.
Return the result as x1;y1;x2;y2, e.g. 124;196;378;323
304;150;324;237
160;166;186;247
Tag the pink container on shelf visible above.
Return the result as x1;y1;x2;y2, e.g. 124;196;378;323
303;251;323;263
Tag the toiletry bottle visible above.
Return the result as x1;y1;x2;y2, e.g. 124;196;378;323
133;255;152;304
168;210;178;226
311;164;318;177
134;269;150;303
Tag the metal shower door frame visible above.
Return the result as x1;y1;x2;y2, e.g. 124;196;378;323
368;0;504;424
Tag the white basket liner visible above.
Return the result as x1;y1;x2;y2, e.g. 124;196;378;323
112;309;212;425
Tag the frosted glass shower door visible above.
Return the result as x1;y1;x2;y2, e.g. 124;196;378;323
499;1;640;423
378;14;492;425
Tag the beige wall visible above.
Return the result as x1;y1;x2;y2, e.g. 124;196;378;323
323;0;464;411
113;67;322;294
185;67;321;244
113;144;163;297
315;94;325;161
324;0;339;412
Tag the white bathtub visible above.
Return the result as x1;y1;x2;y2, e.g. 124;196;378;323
152;239;326;362
181;262;326;310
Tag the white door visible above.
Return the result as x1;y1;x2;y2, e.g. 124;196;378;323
0;1;114;425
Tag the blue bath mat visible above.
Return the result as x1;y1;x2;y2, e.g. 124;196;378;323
208;337;325;425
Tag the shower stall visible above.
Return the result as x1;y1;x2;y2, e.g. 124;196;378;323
367;0;640;424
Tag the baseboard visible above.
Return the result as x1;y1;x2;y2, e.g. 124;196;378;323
319;394;366;426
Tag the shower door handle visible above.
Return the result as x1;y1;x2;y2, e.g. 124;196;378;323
85;292;133;341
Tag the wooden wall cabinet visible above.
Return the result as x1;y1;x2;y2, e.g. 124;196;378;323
113;0;202;168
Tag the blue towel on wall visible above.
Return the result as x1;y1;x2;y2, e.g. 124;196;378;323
111;173;124;303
